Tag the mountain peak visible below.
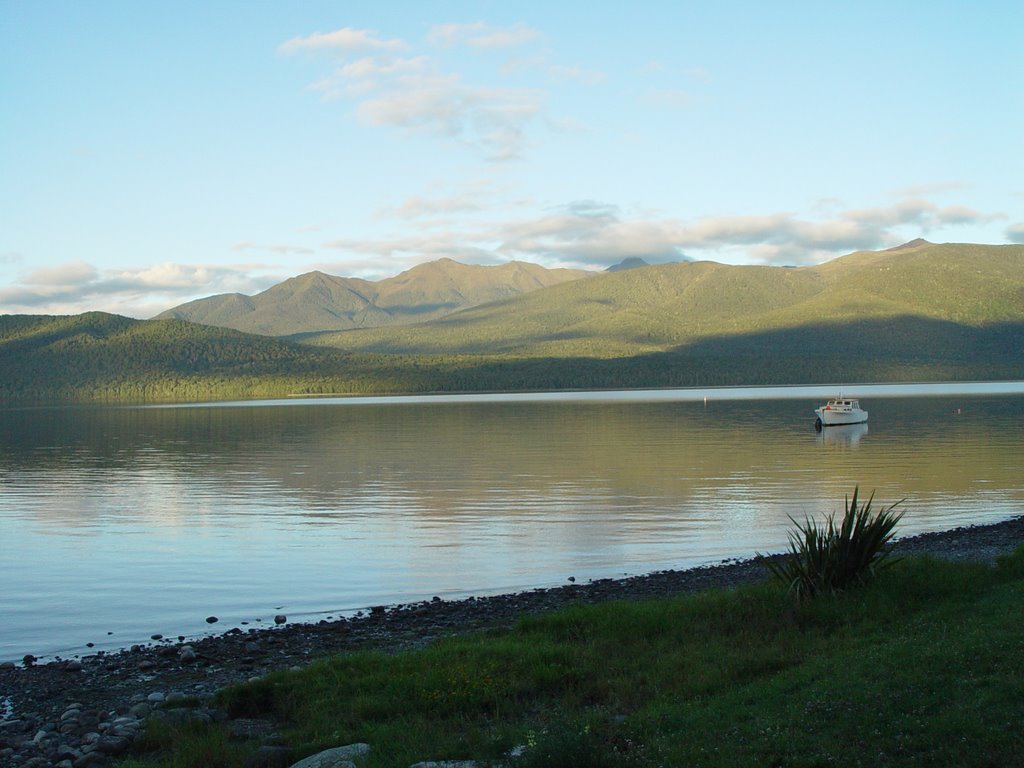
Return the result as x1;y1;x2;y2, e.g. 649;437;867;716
886;238;933;251
606;257;651;272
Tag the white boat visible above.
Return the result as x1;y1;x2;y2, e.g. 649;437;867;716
814;397;868;427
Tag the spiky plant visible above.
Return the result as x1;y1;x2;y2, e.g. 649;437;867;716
764;487;905;600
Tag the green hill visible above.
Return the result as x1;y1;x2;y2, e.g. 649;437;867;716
156;259;591;336
306;241;1024;359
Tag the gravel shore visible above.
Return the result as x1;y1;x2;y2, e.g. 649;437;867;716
2;515;1022;768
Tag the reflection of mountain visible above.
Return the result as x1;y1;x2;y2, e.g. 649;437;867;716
2;396;1022;531
818;422;869;447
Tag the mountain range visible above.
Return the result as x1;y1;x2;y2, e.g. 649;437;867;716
156;258;591;336
303;240;1024;357
3;240;1023;402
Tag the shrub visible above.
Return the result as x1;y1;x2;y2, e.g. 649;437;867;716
763;487;904;600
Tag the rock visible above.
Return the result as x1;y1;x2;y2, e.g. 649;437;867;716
409;762;481;768
22;654;36;667
206;616;219;624
179;646;197;663
65;659;84;672
288;743;370;768
245;744;294;768
138;660;156;671
274;615;287;625
128;703;151;718
146;692;165;704
95;734;131;755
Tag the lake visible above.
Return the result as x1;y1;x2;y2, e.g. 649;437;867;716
2;382;1023;662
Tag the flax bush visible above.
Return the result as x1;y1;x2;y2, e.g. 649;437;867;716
764;487;904;600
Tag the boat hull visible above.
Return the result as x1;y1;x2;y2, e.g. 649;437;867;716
814;407;868;426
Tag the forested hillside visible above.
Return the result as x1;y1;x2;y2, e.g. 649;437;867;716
307;241;1024;357
2;242;1022;403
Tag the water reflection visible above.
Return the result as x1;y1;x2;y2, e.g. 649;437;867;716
0;389;1022;660
817;422;869;447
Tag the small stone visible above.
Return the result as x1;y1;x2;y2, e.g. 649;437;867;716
137;660;156;671
150;634;162;641
22;654;36;667
179;646;197;663
146;692;165;704
65;659;83;672
273;614;287;625
128;703;151;719
288;743;370;768
205;616;218;624
0;660;15;670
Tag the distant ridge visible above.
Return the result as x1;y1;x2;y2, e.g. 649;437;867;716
157;258;591;337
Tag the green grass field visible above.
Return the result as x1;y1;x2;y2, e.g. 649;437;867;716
120;547;1024;768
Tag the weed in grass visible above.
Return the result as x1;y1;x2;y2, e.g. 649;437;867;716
762;486;904;600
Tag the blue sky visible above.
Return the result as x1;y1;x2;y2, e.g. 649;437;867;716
2;1;1022;318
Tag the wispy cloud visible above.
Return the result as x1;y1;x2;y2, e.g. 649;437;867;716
281;24;555;160
428;22;540;49
893;181;969;197
0;261;282;318
640;88;694;108
1007;223;1024;243
321;195;1009;271
230;241;314;255
377;193;484;220
279;27;408;55
547;64;606;85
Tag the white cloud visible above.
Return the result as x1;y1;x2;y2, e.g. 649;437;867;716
23;260;98;286
321;196;1010;271
355;73;544;160
279;27;408;55
429;22;539;49
1007;223;1024;243
0;261;285;318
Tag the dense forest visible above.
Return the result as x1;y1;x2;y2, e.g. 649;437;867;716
1;313;1022;405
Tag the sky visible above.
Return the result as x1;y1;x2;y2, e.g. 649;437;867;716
2;1;1022;319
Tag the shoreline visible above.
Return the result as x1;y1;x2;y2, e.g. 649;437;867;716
2;514;1023;766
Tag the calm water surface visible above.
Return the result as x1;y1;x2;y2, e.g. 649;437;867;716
2;383;1023;661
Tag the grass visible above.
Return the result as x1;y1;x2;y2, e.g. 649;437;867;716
118;546;1024;768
